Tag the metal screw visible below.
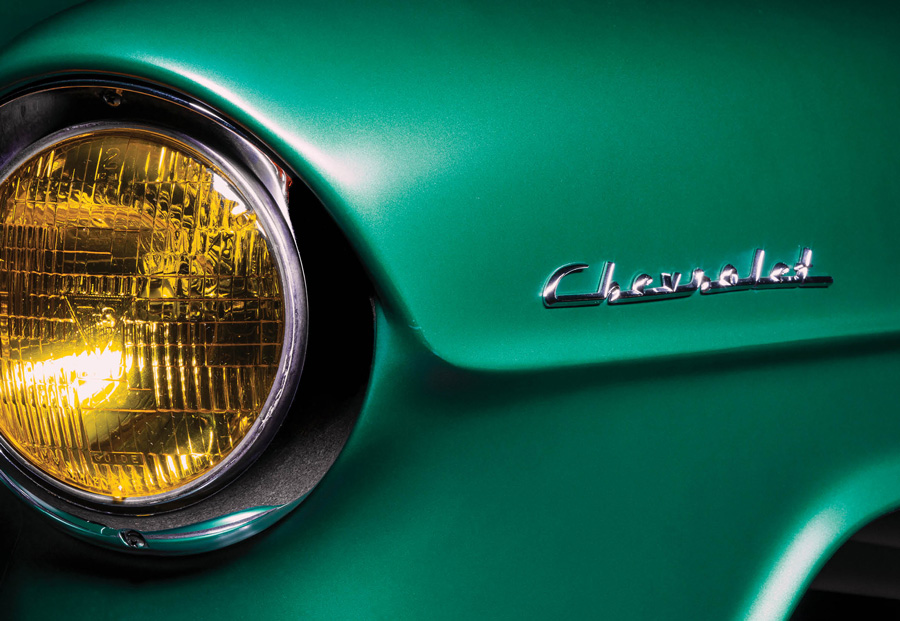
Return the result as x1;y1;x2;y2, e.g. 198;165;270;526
120;529;147;549
102;91;122;107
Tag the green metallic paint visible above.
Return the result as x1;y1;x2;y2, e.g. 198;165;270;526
4;310;900;619
3;0;898;373
0;1;899;619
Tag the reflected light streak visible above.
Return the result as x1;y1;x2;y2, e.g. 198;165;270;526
213;172;244;205
746;508;844;621
22;346;124;407
166;64;380;190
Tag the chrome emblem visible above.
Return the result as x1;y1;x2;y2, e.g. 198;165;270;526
543;248;833;307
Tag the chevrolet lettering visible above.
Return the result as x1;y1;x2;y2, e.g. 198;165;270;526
542;248;833;308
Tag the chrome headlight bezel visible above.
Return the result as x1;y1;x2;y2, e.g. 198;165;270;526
0;78;368;554
0;117;308;512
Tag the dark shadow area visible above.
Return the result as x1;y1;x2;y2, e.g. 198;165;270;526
793;590;900;620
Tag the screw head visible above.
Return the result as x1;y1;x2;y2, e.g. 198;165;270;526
102;91;122;107
119;529;147;549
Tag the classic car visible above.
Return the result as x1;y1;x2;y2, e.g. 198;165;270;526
0;0;898;619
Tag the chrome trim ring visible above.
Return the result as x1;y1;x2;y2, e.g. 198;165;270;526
0;84;308;514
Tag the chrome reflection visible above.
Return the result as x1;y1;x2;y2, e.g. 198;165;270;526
542;248;833;307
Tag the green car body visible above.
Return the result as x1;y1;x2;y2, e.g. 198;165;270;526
1;0;899;618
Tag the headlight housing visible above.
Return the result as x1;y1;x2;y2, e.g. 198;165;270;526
0;80;366;553
0;124;298;507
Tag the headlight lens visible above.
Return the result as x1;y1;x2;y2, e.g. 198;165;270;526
0;129;285;501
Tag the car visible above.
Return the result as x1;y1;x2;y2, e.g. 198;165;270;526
0;1;898;619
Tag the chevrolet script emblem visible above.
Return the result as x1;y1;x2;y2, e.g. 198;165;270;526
542;247;833;307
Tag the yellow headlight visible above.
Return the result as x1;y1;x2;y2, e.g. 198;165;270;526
0;129;284;501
